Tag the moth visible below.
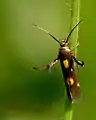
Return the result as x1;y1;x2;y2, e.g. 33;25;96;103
33;20;84;103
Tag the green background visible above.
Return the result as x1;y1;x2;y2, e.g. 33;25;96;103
0;0;95;120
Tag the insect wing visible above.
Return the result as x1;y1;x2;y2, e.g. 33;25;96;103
66;77;80;102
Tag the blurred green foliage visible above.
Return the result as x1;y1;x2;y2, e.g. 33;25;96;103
0;0;95;119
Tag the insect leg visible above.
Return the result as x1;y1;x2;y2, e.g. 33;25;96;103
33;57;59;71
72;56;84;67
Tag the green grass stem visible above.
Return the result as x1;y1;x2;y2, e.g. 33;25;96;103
64;0;81;120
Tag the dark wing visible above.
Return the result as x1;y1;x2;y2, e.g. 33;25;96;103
65;76;80;102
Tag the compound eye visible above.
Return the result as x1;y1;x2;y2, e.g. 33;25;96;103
60;43;64;47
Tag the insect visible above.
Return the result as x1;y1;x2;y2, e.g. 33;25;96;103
33;20;84;103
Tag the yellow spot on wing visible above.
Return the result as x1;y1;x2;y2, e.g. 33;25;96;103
77;83;80;87
69;78;74;85
63;59;69;68
67;78;74;85
71;68;73;72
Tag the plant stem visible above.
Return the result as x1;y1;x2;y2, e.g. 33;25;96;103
69;0;81;56
64;91;73;120
64;0;81;120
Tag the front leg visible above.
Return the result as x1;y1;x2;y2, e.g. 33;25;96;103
72;56;84;67
70;51;84;67
33;56;59;71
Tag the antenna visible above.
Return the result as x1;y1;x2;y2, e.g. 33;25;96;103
33;24;61;44
65;19;83;43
